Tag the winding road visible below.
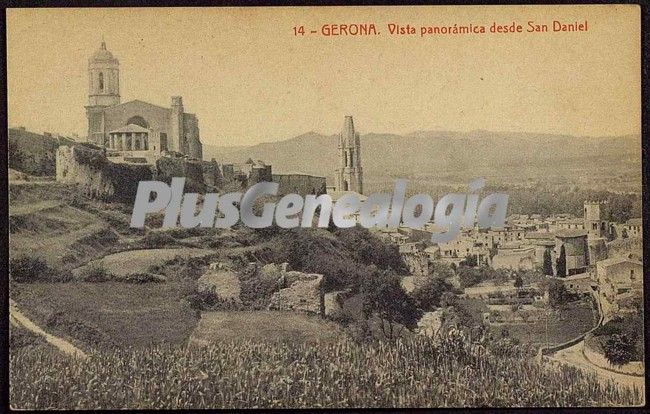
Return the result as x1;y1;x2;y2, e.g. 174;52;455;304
9;299;87;359
550;341;644;391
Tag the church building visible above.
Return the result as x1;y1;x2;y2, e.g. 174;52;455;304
85;41;203;163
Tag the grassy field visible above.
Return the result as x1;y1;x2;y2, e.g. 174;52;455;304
190;311;343;345
10;335;643;409
11;282;199;349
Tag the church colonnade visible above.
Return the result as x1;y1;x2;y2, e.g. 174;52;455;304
107;131;149;151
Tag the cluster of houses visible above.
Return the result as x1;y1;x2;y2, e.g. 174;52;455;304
371;200;643;323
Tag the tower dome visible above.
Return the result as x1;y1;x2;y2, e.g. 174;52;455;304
89;41;118;63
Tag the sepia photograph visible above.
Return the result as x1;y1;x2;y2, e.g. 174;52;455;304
5;5;646;409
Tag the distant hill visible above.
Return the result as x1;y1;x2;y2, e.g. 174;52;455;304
202;130;641;185
8;128;77;176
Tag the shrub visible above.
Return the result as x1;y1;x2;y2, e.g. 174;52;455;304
9;256;69;283
604;334;637;366
334;226;407;272
142;231;176;248
76;262;113;282
411;276;454;312
154;255;211;281
122;272;166;284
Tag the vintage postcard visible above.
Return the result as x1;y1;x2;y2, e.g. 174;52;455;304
5;5;645;409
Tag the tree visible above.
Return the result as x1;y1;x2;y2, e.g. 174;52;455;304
548;279;571;308
542;248;553;276
604;333;636;366
459;254;478;267
458;266;483;288
8;139;25;170
428;261;454;280
411;276;454;312
555;245;566;277
361;269;422;339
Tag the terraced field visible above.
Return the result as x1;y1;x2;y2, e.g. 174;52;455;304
72;248;215;278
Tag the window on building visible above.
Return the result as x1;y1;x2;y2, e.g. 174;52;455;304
99;72;104;91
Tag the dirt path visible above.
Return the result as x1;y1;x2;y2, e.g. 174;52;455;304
549;341;644;392
9;299;87;359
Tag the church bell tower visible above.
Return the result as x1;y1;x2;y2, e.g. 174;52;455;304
335;115;363;194
85;39;120;145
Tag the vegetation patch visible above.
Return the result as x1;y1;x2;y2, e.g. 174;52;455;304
10;334;643;409
588;314;644;365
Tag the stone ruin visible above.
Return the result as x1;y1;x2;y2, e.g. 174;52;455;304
197;262;242;304
264;263;325;316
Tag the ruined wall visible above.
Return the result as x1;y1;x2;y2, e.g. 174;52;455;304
324;289;354;316
201;159;223;190
56;144;153;203
250;165;273;184
155;156;204;193
268;270;325;315
55;144;215;202
272;173;327;196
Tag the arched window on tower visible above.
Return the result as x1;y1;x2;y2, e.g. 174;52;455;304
99;72;104;91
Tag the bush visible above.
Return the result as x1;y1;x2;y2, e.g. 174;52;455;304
142;231;176;248
122;272;166;284
411;276;454;312
10;256;70;283
76;262;113;282
334;226;407;272
153;255;212;281
604;334;637;366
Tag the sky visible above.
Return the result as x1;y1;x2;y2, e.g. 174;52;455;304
7;5;641;147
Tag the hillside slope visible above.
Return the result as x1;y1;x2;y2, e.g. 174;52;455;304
8;128;76;176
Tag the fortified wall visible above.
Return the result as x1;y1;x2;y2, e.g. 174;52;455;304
56;144;224;202
272;173;327;196
155;155;205;193
56;144;153;203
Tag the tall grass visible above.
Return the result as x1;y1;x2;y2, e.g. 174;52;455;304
10;334;642;409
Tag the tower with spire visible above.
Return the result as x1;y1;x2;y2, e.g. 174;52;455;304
335;115;363;194
85;39;120;145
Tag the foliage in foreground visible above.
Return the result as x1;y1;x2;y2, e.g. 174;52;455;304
10;334;642;409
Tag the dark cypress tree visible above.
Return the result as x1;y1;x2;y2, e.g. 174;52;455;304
556;245;566;277
543;248;553;276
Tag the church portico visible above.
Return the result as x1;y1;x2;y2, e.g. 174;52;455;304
107;124;150;151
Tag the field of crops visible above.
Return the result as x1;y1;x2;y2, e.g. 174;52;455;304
10;333;643;409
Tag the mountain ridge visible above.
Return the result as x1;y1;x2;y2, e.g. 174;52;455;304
202;130;640;180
